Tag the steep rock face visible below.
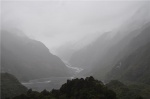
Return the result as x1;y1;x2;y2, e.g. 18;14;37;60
1;31;70;81
107;25;150;84
1;73;28;99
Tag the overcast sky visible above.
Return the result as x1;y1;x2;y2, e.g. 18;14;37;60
1;0;147;53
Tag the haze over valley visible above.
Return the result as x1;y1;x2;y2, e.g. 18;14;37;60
1;1;150;99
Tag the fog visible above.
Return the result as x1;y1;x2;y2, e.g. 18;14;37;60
1;0;146;54
2;1;150;95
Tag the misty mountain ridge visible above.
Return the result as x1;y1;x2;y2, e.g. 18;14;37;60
69;8;150;80
92;22;150;79
106;24;150;84
1;30;71;81
56;4;150;62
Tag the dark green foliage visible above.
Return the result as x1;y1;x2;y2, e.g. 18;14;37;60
13;76;117;99
58;76;116;99
106;80;150;99
1;73;28;99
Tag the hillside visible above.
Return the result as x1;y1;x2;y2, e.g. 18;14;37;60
106;25;150;84
1;30;70;81
1;73;28;99
106;80;150;99
69;23;149;78
93;22;150;79
69;10;150;79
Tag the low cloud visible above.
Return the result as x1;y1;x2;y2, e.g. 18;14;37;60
1;1;146;52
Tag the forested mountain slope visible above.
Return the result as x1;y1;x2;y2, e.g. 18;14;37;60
1;31;70;81
70;22;149;79
107;25;150;84
69;9;150;79
1;73;28;99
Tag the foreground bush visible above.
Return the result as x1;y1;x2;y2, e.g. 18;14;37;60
13;76;117;99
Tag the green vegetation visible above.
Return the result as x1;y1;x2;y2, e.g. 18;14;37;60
106;80;150;99
2;73;150;99
1;73;28;99
13;76;117;99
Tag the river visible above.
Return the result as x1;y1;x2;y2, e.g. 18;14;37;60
22;60;83;92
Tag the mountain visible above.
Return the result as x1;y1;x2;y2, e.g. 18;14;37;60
1;30;70;81
92;22;150;79
69;23;149;78
1;73;28;99
69;8;150;79
106;24;150;84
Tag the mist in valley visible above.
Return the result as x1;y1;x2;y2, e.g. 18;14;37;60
1;1;150;99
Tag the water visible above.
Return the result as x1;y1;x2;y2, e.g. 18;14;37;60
22;61;83;92
63;59;83;74
22;77;73;92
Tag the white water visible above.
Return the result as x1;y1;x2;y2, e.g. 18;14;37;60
62;59;83;74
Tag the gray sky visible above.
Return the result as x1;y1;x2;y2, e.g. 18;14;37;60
1;0;147;53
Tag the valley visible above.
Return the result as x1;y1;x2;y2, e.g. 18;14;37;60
21;62;84;91
1;1;150;99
